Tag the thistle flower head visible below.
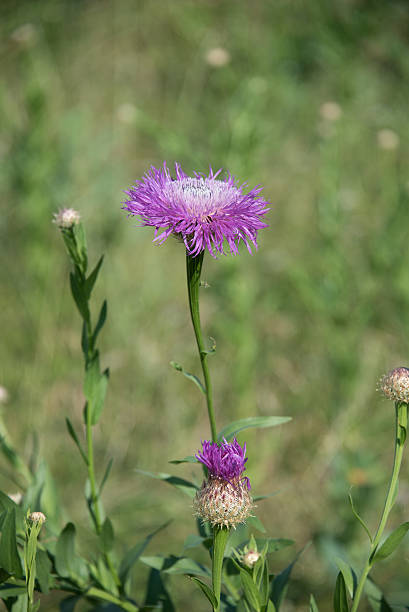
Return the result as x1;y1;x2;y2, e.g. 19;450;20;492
193;439;253;528
122;162;270;257
196;438;250;489
379;367;409;403
53;208;81;229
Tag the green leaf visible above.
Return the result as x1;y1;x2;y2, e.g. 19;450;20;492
373;521;409;561
310;594;319;612
73;222;88;273
54;522;88;585
99;458;113;496
0;492;18;513
348;492;372;542
333;572;349;612
247;516;266;534
168;455;197;465
69;272;89;321
0;585;26;598
183;534;205;550
143;568;175;611
99;517;114;553
135;469;198;498
92;300;107;346
365;578;393;612
271;546;307;611
218;416;292;442
259;561;269;607
84;355;109;426
119;521;170;583
0;509;23;578
170;361;205;394
0;568;10;584
84;255;104;299
189;576;217;609
140;555;210;578
240;567;261;611
55;523;76;578
334;557;356;598
267;602;277;612
36;550;52;594
65;418;88;465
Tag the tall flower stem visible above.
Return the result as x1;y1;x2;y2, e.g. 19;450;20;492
186;252;217;442
351;401;407;612
212;526;229;611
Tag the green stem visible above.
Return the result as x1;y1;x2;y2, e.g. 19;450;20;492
85;401;121;589
212;526;229;611
186;252;217;442
86;587;139;611
351;402;407;612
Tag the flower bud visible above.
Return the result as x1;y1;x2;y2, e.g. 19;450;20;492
379;367;409;404
242;549;261;568
53;208;81;229
194;438;253;529
28;511;46;524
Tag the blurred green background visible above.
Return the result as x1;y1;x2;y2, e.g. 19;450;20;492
1;0;409;609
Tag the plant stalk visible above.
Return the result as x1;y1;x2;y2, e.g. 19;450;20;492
212;526;229;611
351;401;407;612
186;252;217;442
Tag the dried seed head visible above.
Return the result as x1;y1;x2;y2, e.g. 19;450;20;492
28;511;46;524
53;208;81;229
193;476;253;529
379;367;409;403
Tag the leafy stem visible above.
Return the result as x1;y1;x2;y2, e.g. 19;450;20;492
186;252;217;442
350;401;407;612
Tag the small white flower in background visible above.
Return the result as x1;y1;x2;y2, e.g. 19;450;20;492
8;492;23;505
377;129;399;150
242;549;261;568
320;101;342;121
117;103;138;124
10;23;38;46
0;385;9;403
28;512;46;524
53;208;81;229
205;47;230;67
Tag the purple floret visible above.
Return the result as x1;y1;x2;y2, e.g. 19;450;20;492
196;438;251;490
122;162;269;257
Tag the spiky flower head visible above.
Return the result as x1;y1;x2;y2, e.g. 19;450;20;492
122;162;269;257
193;438;253;528
28;511;46;524
53;208;81;229
379;367;409;404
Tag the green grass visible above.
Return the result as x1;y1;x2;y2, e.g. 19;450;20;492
1;0;409;609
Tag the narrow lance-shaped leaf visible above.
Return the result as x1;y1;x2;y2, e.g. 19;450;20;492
65;418;88;465
0;509;23;578
135;469;198;498
218;416;292;442
333;572;349;612
310;594;319;612
334;557;357;599
84;255;104;299
170;361;205;394
240;567;261;611
189;576;217;610
373;522;409;562
93;299;107;345
119;521;171;583
348;492;372;542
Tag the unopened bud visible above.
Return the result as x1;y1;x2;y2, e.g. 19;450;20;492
53;208;81;229
242;550;261;568
379;367;409;404
28;512;46;524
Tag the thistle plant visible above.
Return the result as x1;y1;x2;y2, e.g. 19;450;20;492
123;162;295;611
332;367;409;612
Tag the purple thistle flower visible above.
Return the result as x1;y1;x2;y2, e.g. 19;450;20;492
196;438;251;490
122;162;270;257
